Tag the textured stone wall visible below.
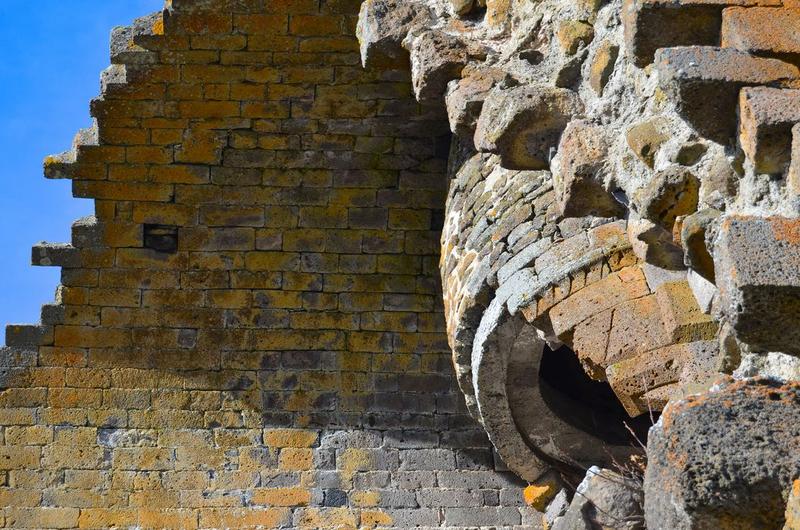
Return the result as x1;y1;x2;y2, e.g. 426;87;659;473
0;1;537;528
357;0;800;527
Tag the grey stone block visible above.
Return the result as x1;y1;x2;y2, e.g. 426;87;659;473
5;325;48;349
655;46;798;142
416;488;482;508
553;467;643;530
383;508;440;527
443;507;521;526
31;242;81;268
71;215;103;248
392;471;437;489
353;471;391;489
40;304;66;326
377;489;418;508
437;471;524;490
0;347;37;367
383;430;439;448
320;429;383;449
714;215;800;355
454;448;493;470
400;449;456;471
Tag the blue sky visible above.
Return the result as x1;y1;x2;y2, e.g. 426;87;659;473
0;0;163;342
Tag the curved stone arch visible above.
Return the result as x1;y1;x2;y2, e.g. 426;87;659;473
470;225;641;481
357;0;726;484
440;150;722;481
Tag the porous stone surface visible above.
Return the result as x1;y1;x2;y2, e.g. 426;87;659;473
714;216;800;355
645;378;800;530
474;85;583;170
4;0;800;525
552;466;644;530
1;1;540;527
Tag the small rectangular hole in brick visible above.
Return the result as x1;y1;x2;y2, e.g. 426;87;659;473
143;224;179;253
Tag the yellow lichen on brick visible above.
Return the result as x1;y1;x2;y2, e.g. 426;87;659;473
152;17;165;35
278;448;313;471
251;487;311;507
351;490;380;507
295;507;358;530
360;510;393;528
338;448;373;485
264;428;319;448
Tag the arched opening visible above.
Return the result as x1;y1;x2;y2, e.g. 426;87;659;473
539;344;656;447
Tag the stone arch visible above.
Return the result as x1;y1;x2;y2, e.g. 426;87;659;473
440;151;720;481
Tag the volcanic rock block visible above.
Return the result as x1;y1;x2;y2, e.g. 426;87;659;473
474;85;583;170
109;13;161;65
31;242;81;268
645;378;800;530
552;467;644;530
486;0;511;26
449;0;475;16
734;352;800;382
738;87;800;174
445;67;510;140
553;121;623;218
623;0;723;67
548;267;650;338
356;0;432;68
633;166;699;230
628;217;686;269
5;324;50;350
655;280;717;343
404;30;470;102
721;7;800;55
655;46;799;142
714;215;800;355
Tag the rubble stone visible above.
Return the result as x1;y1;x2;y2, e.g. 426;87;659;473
556;21;595;56
404;30;470;101
634;166;699;231
680;208;720;282
445;67;510;140
552;467;644;530
356;0;432;68
589;40;619;95
474;85;583;169
623;0;724;67
785;480;800;530
626;117;670;168
553;121;623;218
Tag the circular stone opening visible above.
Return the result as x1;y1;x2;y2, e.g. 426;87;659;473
539;344;655;446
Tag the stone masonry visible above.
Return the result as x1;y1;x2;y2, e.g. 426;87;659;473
4;0;800;528
1;1;537;528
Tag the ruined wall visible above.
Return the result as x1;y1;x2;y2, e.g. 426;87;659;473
356;0;800;527
0;1;537;528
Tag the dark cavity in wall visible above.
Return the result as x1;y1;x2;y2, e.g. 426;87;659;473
539;344;656;446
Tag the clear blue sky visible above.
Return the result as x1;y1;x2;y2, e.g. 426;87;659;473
0;0;163;342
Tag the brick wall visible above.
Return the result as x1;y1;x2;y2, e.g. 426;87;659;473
0;0;537;528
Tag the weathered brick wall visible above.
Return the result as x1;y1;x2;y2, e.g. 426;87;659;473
0;1;536;528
